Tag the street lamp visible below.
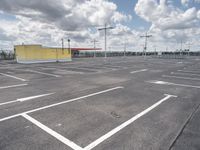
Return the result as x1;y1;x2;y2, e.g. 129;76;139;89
91;39;98;58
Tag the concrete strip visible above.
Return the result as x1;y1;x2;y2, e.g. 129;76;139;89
22;114;83;150
84;94;177;150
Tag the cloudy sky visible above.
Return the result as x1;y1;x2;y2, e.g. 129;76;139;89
0;0;200;52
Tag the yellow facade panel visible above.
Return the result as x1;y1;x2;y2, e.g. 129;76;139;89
14;45;71;64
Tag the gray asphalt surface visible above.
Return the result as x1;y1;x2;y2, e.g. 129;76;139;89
0;56;200;150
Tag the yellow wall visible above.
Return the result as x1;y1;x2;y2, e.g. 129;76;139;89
14;45;71;63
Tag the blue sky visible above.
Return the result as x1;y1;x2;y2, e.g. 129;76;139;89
0;0;200;51
112;0;200;30
112;0;151;30
0;13;16;21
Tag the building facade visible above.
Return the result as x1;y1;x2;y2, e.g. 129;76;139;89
14;45;71;63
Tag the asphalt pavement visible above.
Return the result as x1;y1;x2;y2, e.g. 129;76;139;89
0;56;200;150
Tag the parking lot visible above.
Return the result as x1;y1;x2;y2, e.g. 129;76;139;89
0;56;200;150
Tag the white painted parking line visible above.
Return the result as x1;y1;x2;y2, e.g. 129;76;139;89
6;71;13;74
18;93;54;102
22;114;83;150
0;73;27;81
25;69;61;77
148;80;200;89
0;86;124;122
178;70;200;74
0;100;19;106
171;72;200;77
163;75;200;81
84;94;177;150
130;69;148;74
0;93;54;106
0;84;28;90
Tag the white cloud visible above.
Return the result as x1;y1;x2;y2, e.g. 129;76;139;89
0;0;132;31
0;0;199;52
134;0;200;51
181;0;189;6
135;0;200;31
112;12;132;23
0;0;132;49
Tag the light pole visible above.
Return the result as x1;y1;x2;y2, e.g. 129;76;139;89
98;24;114;58
91;39;98;58
68;39;71;59
61;38;64;54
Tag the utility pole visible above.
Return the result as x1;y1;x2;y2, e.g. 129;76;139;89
91;39;98;58
181;40;183;51
124;40;127;57
180;40;183;56
140;32;152;57
186;42;192;56
98;24;114;58
154;45;157;56
61;38;64;54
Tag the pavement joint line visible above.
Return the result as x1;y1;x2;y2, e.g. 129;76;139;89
0;73;27;81
0;86;124;122
21;113;84;150
162;75;200;81
171;72;200;77
168;101;200;150
0;93;55;106
83;94;177;150
130;69;148;74
0;83;28;90
43;68;85;74
25;69;61;77
178;70;200;74
147;80;200;89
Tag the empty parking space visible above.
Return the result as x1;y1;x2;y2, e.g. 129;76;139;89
0;57;200;150
0;117;72;150
25;86;167;147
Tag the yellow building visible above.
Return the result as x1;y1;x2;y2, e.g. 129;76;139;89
14;44;71;63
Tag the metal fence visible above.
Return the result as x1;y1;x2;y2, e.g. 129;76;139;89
73;51;157;58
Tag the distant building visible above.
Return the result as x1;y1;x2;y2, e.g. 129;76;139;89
14;44;71;64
